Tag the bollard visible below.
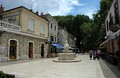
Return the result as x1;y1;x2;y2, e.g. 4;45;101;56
52;52;55;58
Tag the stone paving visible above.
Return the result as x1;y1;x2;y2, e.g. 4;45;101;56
0;54;105;78
99;59;119;78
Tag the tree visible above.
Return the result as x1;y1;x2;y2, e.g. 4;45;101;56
53;0;111;51
54;15;90;49
99;0;113;22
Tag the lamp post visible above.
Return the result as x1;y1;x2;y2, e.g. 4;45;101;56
74;37;76;48
80;42;82;54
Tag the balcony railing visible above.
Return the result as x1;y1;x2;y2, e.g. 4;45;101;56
109;24;120;32
40;33;45;37
0;20;21;32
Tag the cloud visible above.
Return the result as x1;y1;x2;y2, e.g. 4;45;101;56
49;0;86;15
70;0;80;6
50;0;74;15
84;9;97;19
0;0;98;18
75;6;98;19
31;0;38;9
70;0;86;7
23;0;84;15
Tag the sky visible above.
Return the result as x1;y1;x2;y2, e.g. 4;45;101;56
0;0;100;19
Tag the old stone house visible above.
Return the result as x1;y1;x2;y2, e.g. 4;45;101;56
0;5;49;62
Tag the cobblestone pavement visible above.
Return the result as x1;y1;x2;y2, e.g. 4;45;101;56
0;54;105;78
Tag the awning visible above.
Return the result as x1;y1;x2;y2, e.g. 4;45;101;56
99;29;120;46
99;39;108;47
52;43;63;49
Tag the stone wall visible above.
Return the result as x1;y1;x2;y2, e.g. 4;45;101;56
0;32;48;62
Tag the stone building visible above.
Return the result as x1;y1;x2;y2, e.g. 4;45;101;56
0;6;49;62
43;14;58;43
41;14;58;57
100;0;120;53
58;26;76;48
100;0;120;65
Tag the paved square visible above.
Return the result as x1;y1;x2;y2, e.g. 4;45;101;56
0;55;105;78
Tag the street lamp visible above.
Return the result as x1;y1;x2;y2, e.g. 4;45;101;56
74;37;76;47
74;38;76;40
80;42;82;54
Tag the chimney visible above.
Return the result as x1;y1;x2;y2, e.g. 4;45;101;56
36;10;39;15
0;4;4;14
30;9;33;12
41;12;44;16
0;4;4;20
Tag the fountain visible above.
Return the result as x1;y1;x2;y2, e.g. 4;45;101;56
53;40;81;62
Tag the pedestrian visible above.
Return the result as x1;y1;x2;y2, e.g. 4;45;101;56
89;50;92;60
41;44;44;58
96;49;101;60
93;50;96;60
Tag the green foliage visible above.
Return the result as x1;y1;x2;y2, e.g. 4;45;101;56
81;21;101;50
99;0;113;22
92;0;111;48
54;0;110;50
54;15;92;49
0;71;7;78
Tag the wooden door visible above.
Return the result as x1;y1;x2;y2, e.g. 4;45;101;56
29;42;33;59
9;40;17;60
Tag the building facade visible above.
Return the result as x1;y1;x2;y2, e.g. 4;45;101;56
0;6;49;62
103;0;120;53
41;14;58;57
58;26;76;48
43;14;58;43
68;33;76;48
100;0;120;66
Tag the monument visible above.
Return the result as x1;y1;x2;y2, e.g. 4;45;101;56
53;40;81;62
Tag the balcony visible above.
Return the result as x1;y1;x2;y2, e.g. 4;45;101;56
109;24;120;32
40;33;45;37
0;20;21;32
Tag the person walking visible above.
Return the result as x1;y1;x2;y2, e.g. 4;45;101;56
89;50;92;60
96;49;101;60
93;50;96;60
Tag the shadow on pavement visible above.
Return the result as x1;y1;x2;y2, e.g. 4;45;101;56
99;59;120;78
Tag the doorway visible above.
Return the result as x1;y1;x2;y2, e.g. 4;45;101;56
9;40;17;60
28;42;33;59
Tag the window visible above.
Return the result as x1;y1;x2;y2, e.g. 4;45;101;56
114;0;119;24
28;18;34;32
40;25;45;34
109;14;113;28
58;31;59;35
58;39;59;43
55;36;56;42
55;25;56;30
106;20;109;31
8;17;12;23
51;23;52;28
50;36;54;41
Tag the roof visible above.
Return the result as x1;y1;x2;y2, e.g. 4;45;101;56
2;6;48;22
43;13;58;23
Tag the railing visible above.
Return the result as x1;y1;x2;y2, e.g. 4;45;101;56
40;33;45;37
0;20;21;32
